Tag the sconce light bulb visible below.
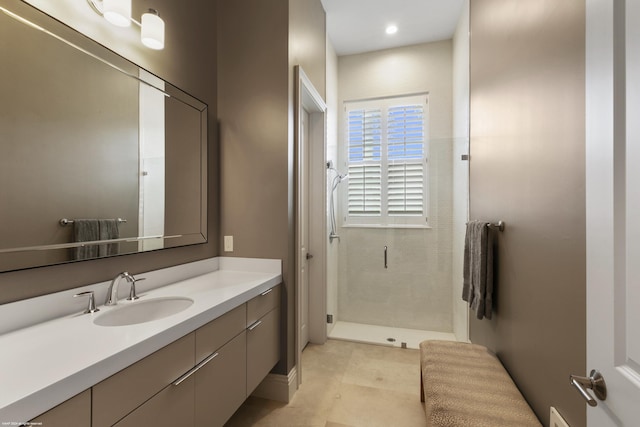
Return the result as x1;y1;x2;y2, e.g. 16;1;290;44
141;10;165;50
103;0;132;27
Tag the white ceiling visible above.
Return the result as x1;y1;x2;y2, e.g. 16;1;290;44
320;0;466;56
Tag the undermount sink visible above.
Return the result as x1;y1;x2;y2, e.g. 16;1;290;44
93;297;194;327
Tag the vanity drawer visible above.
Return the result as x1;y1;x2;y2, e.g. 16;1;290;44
246;284;280;327
111;375;194;427
92;333;195;427
247;307;281;394
195;304;246;363
195;331;247;427
30;389;91;427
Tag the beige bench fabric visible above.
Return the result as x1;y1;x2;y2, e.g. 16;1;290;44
420;340;541;427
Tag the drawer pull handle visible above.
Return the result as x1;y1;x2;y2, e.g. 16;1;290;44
173;352;219;386
260;289;273;296
248;320;262;331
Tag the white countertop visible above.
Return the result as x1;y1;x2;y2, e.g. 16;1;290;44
0;257;282;424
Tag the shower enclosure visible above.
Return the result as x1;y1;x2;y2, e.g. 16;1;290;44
325;137;469;349
322;1;470;350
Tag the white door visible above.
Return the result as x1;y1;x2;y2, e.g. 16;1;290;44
299;109;311;352
585;0;640;424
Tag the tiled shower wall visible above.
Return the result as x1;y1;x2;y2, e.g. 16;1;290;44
337;138;454;332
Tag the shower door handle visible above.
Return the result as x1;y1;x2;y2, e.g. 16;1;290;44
384;246;388;269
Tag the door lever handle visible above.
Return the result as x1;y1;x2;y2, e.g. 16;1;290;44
570;370;607;407
306;253;313;260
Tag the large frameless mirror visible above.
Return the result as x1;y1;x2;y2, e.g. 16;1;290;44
0;0;208;272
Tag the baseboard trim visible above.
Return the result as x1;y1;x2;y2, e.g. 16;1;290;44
251;366;298;403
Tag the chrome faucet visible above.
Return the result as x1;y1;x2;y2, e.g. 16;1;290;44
105;272;143;306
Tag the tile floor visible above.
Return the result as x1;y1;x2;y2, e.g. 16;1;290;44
225;339;427;427
328;321;456;349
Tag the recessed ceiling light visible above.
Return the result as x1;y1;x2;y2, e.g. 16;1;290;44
386;25;398;35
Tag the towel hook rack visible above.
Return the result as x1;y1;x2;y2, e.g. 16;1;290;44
59;218;127;226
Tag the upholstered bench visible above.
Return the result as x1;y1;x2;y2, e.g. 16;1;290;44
419;340;541;427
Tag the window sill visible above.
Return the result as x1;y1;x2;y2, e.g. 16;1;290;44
342;224;432;230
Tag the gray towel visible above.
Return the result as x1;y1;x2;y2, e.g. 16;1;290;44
462;220;494;320
98;219;120;257
73;219;100;260
73;219;120;260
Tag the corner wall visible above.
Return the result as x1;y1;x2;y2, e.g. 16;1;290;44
468;1;586;425
218;0;326;376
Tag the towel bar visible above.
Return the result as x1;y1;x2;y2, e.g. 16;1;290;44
466;220;505;232
489;221;505;232
59;218;127;226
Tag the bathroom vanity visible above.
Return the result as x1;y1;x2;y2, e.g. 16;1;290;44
0;258;282;427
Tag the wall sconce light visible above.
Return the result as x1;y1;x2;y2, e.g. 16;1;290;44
102;0;131;27
140;9;164;50
87;0;165;50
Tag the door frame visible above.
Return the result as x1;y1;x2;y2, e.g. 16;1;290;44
294;66;327;386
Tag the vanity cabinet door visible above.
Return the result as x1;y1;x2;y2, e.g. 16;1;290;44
195;331;247;427
247;307;281;394
30;389;91;427
92;333;195;427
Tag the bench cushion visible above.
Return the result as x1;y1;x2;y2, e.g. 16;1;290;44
420;340;541;427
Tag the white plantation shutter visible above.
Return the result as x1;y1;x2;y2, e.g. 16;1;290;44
347;108;382;216
344;94;428;226
388;163;424;215
347;109;382;162
347;164;381;215
387;104;425;216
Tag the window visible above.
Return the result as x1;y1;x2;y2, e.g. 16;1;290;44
344;94;428;227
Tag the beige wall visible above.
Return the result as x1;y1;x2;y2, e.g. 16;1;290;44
338;40;453;139
289;0;326;100
0;0;218;304
469;0;586;425
218;0;326;375
336;41;455;332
